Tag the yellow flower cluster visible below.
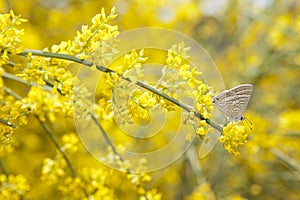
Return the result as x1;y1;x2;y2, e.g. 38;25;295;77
51;7;119;58
59;168;115;199
0;125;14;157
101;146;160;199
127;171;161;200
1;96;31;126
279;110;300;132
164;42;213;137
139;189;162;200
14;49;78;98
0;174;30;199
41;154;67;184
109;42;214;136
72;7;119;65
266;14;294;50
166;42;190;68
94;95;113;121
14;7;118;99
22;87;72;122
185;182;215;200
127;89;174;124
62;133;79;153
41;133;118;199
166;42;213;118
220;122;250;155
128;89;156;124
117;48;191;124
0;79;32;156
116;49;148;81
101;49;150;123
41;134;78;184
0;10;27;65
116;0;200;32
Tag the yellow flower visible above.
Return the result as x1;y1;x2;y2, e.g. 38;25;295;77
119;49;148;81
0;174;30;198
220;122;250;155
279;110;300;132
0;10;27;65
139;189;162;200
62;133;79;153
162;42;214;138
41;155;67;184
73;7;119;66
185;182;215;200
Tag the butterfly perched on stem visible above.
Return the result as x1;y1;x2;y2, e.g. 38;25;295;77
212;84;253;121
198;84;253;158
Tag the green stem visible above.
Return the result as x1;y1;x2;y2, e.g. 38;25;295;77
271;148;300;172
38;119;77;177
0;118;17;129
3;86;23;100
2;71;52;92
90;112;148;200
3;86;78;176
18;49;223;132
0;159;8;177
90;113;129;170
37;119;90;198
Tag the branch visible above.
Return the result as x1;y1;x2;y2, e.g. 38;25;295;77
18;49;223;132
90;112;149;200
271;148;300;172
38;119;78;177
0;118;17;128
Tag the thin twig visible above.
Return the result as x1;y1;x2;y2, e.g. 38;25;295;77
89;112;149;200
0;118;17;128
186;146;206;185
2;71;52;92
0;159;8;177
3;86;23;100
271;148;300;172
3;86;78;175
89;113;131;173
38;119;78;177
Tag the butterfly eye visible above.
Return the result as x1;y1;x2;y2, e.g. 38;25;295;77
212;97;219;103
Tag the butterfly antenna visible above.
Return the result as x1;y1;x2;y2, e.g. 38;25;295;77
243;117;253;131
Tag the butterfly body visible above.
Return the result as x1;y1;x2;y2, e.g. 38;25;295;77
212;84;253;121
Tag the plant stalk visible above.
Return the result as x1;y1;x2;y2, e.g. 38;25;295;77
18;49;223;132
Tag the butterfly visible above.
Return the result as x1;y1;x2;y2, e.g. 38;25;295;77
198;84;253;158
212;84;253;121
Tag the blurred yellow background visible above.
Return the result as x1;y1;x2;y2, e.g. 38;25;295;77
1;0;300;199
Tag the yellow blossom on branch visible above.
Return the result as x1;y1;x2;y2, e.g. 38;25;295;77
0;10;27;65
163;42;214;137
279;109;300;132
220;122;250;155
0;174;30;199
185;182;216;200
22;87;72;122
